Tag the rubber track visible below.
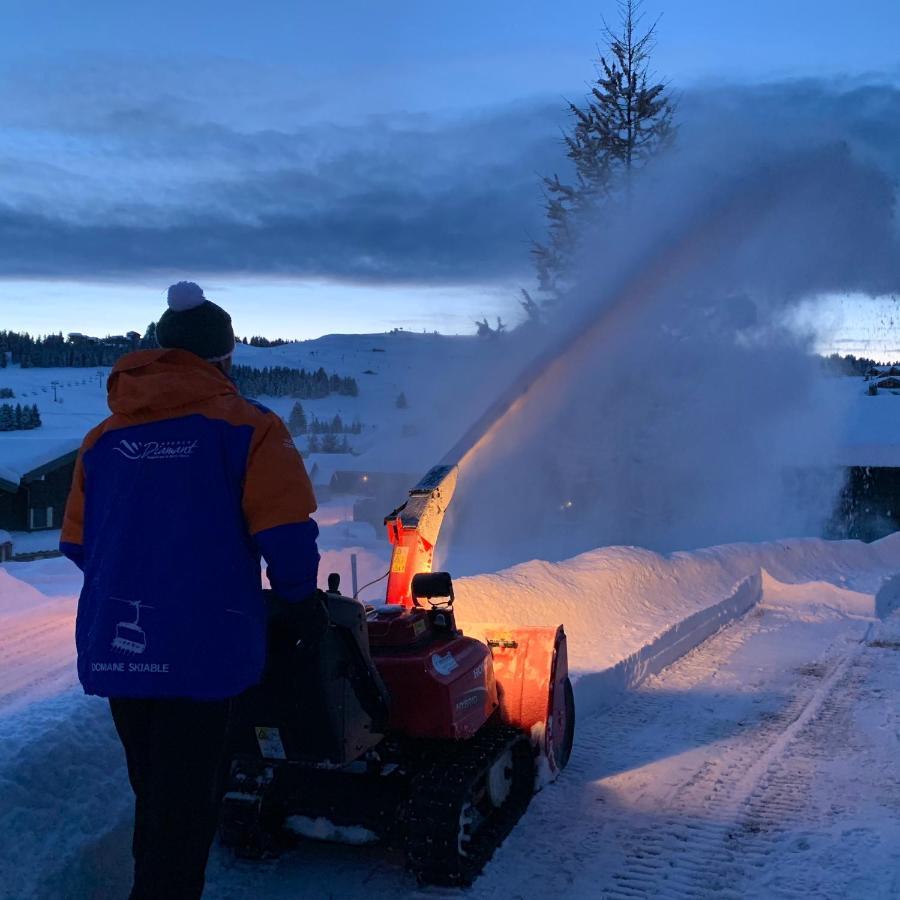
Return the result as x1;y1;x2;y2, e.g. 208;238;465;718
404;726;534;886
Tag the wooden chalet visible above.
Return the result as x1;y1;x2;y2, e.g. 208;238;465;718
0;443;79;532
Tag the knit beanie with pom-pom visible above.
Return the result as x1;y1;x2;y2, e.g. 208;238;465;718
155;282;235;361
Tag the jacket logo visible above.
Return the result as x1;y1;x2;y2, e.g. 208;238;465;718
114;439;199;460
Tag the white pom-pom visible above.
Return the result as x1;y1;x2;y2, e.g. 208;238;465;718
167;281;206;311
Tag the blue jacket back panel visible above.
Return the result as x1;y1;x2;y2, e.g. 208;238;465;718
61;349;319;700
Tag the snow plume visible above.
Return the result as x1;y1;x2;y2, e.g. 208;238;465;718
441;140;900;574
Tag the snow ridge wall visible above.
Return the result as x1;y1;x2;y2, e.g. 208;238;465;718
876;572;900;620
572;573;761;717
455;533;900;718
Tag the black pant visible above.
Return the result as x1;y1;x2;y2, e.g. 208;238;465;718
110;697;233;900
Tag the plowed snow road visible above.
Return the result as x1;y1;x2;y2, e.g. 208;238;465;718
4;591;899;899
468;595;900;900
0;600;76;715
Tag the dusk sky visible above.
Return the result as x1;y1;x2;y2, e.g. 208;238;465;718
1;0;899;346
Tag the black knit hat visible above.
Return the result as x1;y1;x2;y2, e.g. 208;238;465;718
156;282;235;361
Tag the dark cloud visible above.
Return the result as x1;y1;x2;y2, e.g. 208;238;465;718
0;69;898;283
0;182;543;282
0;87;562;281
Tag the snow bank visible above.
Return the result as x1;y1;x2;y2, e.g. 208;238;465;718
454;533;900;715
285;816;379;846
0;566;56;616
2;555;83;599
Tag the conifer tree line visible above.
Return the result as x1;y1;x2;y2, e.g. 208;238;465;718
306;432;353;455
0;388;13;399
823;354;899;377
286;402;361;437
236;336;292;348
232;365;358;399
0;327;300;368
523;0;675;319
141;324;291;350
0;403;42;431
0;331;141;367
0;329;360;399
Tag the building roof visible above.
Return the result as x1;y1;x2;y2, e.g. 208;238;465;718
836;377;900;468
0;437;81;493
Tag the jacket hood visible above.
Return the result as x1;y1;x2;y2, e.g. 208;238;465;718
107;349;237;416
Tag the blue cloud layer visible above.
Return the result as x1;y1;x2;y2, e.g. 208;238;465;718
0;63;898;284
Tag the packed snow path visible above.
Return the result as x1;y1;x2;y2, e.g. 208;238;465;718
0;599;74;715
467;595;900;900
3;548;899;899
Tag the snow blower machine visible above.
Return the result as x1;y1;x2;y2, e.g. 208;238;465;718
220;462;575;886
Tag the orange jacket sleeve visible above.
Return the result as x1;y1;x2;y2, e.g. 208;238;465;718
60;447;87;569
242;414;317;535
61;449;86;546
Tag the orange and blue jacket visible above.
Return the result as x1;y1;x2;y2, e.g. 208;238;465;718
61;349;319;699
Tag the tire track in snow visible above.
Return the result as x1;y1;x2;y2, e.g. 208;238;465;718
469;604;894;900
469;610;782;899
600;618;900;899
0;603;77;714
602;649;857;899
732;629;900;898
7;587;897;899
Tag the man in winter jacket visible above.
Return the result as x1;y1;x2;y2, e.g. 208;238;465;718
61;282;320;899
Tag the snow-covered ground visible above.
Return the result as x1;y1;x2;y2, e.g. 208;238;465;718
0;333;517;493
1;522;899;898
1;334;894;494
2;340;900;897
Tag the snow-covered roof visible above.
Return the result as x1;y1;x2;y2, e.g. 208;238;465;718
0;530;11;545
0;436;82;490
303;453;357;486
835;377;900;468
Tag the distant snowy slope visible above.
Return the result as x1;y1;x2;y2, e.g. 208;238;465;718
0;367;108;482
232;332;515;476
0;333;510;486
1;347;895;496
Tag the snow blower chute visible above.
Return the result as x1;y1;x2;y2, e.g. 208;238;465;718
221;400;575;886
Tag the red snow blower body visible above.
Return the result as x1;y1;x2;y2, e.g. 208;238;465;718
221;464;574;886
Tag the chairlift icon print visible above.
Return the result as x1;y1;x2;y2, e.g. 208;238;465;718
111;598;154;655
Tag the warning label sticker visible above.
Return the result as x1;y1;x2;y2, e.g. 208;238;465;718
255;726;287;760
390;547;410;574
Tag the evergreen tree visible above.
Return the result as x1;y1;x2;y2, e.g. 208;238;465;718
232;364;359;400
0;404;12;431
395;392;408;409
475;317;506;338
530;0;674;312
321;432;338;453
30;404;41;428
307;433;321;454
140;322;159;349
288;401;308;435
